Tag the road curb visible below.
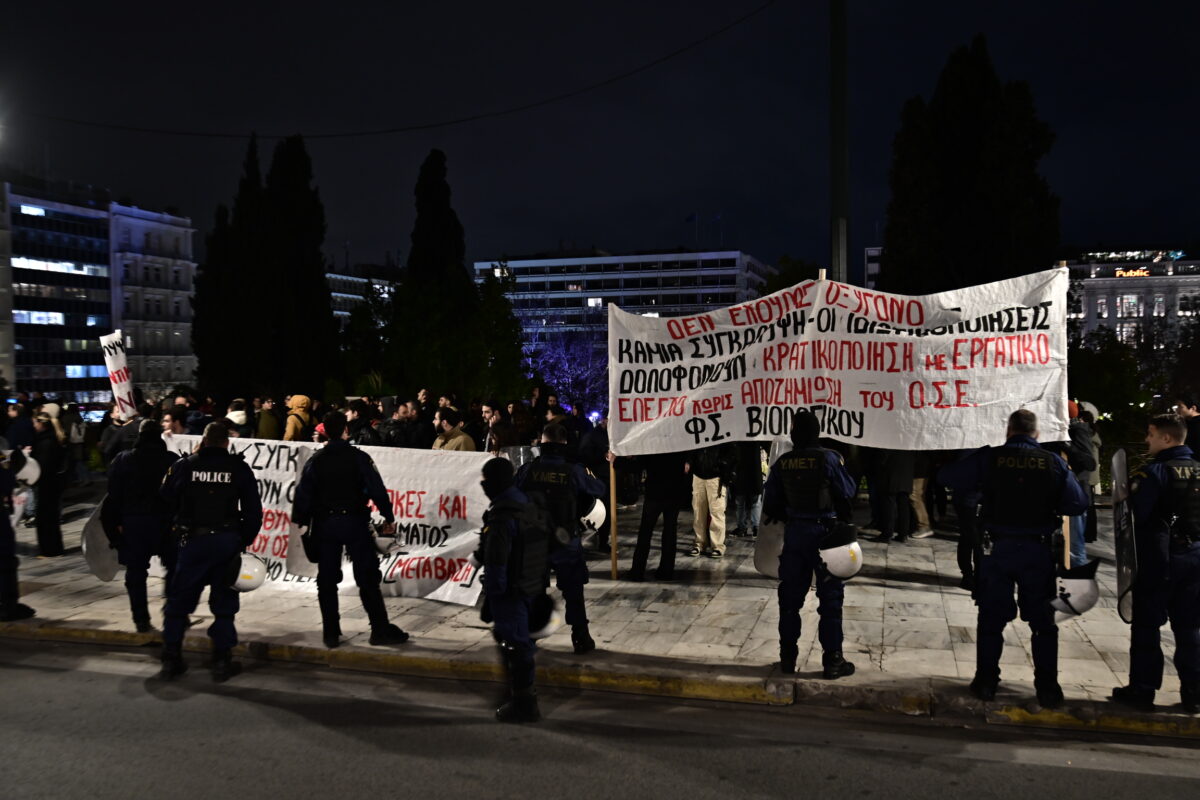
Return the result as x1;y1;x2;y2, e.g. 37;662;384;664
3;619;1197;738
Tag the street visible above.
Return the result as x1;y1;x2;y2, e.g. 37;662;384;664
2;640;1197;799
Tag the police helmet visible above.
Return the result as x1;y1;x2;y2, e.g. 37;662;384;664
529;593;564;640
1051;559;1100;622
580;498;607;533
228;553;268;592
818;523;863;579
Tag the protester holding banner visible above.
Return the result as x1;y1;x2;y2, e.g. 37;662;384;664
102;420;181;633
938;409;1088;709
0;449;35;621
159;422;263;682
1111;414;1200;714
686;443;736;558
292;412;409;650
515;423;606;655
628;451;691;582
763;410;858;678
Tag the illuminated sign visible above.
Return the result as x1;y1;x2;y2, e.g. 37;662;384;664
1115;268;1151;278
19;205;46;216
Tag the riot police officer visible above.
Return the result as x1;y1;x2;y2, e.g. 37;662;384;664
1111;413;1200;713
938;409;1088;708
159;422;262;682
0;448;35;621
293;411;408;649
762;409;858;677
103;420;180;632
476;457;550;722
515;422;605;655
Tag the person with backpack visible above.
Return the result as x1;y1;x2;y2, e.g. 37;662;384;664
102;420;181;632
515;422;606;655
476;457;551;722
284;394;315;442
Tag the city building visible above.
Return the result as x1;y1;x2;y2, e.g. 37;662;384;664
326;260;401;327
110;203;198;393
864;246;881;290
1067;249;1199;345
0;169;197;402
2;177;113;401
471;248;774;361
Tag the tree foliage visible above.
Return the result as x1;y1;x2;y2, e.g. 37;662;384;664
880;35;1059;294
759;255;823;297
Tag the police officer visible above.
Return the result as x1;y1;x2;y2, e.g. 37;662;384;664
159;422;262;682
938;409;1088;708
515;422;605;655
476;457;550;722
762;410;858;677
1111;413;1200;714
292;411;408;649
102;420;180;632
0;448;35;621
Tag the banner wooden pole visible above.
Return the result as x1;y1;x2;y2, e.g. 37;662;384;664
1062;516;1071;571
609;459;619;579
818;268;827;281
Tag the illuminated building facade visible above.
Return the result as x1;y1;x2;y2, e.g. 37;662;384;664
1068;249;1200;345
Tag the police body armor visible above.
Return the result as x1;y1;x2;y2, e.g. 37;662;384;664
778;448;834;517
311;445;367;517
1162;458;1200;544
522;458;577;545
484;499;551;597
982;446;1058;530
176;451;241;533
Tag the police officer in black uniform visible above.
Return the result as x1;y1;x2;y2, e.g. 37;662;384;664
476;457;550;722
159;422;263;682
515;422;606;655
293;411;408;649
103;420;180;632
0;448;35;621
938;409;1088;708
762;410;858;677
1111;413;1200;713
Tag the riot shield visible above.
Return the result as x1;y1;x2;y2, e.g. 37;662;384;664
1112;448;1137;624
82;496;121;582
754;519;785;579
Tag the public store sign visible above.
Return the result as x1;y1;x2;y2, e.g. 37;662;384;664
608;268;1069;455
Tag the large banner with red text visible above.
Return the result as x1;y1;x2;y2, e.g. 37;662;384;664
608;268;1069;455
164;435;489;605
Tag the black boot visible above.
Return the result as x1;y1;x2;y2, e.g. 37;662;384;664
323;622;342;649
780;643;799;675
1110;684;1155;712
1180;686;1199;714
496;688;541;723
211;649;242;683
1035;679;1065;709
0;557;35;621
159;643;187;680
571;626;596;655
369;623;409;645
969;672;998;701
822;651;855;679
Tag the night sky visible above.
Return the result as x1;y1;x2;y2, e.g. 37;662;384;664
2;1;1197;278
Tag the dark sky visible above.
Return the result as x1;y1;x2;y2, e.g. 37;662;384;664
2;1;1197;279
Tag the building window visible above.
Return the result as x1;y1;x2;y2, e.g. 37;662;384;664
1096;298;1108;319
174;300;181;318
587;297;603;308
1116;322;1139;345
1116;294;1143;318
1153;295;1166;317
124;296;131;315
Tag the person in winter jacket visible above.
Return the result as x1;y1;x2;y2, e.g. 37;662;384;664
255;397;282;440
432;408;476;452
31;413;66;556
224;399;255;439
284;395;314;441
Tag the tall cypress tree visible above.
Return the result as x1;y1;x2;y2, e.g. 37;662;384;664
192;203;233;395
262;135;336;399
880;35;1059;294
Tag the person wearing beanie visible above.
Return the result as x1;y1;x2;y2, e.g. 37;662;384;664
30;412;66;557
762;409;859;678
103;420;182;632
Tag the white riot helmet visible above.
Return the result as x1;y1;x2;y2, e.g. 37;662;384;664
231;554;268;592
529;593;564;640
1052;559;1100;622
818;523;863;579
580;498;607;533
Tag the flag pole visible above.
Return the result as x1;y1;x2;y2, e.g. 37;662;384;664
609;458;619;580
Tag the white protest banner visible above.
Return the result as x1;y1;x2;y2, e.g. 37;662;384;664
608;268;1069;455
99;330;137;420
162;435;488;606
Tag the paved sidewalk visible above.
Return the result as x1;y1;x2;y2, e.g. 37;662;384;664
6;489;1198;736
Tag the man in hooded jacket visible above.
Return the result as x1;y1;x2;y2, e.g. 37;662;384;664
284;395;314;441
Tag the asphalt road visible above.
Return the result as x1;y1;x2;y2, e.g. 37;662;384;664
2;640;1198;800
